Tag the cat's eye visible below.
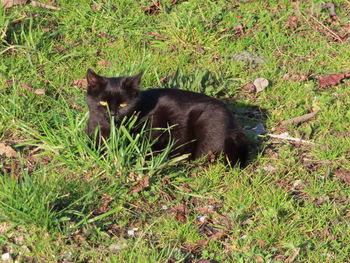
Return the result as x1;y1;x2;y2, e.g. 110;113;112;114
99;101;108;106
119;104;128;108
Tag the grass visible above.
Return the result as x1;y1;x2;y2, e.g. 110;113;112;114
1;0;350;262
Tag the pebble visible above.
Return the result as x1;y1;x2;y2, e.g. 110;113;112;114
1;253;12;262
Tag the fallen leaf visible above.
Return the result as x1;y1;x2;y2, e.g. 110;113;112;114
96;50;106;56
208;229;226;241
0;142;18;158
144;0;161;15
130;175;150;194
160;76;168;84
2;0;26;8
285;248;300;263
0;223;11;234
253;78;269;92
93;194;113;215
196;44;206;54
91;2;101;10
282;73;307;82
173;204;190;223
2;0;60;10
183;239;208;253
73;79;88;88
34;89;45;95
255;256;264;263
333;169;350;186
234;23;245;36
30;1;60;10
242;82;256;93
146;31;168;39
273;255;287;261
257;239;266;248
330;130;350;137
318;71;350;88
19;83;33;92
97;60;111;67
286;15;299;29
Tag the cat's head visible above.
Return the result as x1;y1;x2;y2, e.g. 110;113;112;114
86;69;143;118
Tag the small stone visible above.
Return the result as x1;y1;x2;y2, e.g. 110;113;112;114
108;240;127;252
293;180;302;188
253;78;269;92
197;216;206;223
34;89;45;95
127;229;135;237
263;166;277;172
1;253;12;262
61;251;74;261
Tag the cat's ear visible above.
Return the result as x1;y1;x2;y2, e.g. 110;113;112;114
87;69;106;94
122;71;143;92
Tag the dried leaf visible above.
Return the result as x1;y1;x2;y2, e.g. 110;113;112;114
253;78;269;92
0;142;18;158
73;79;88;88
330;130;350;137
30;1;60;10
91;2;101;10
144;1;161;15
282;73;307;82
242;82;256;93
93;194;113;215
318;71;350;87
287;15;299;29
130;175;150;194
333;169;350;186
97;60;111;67
285;248;300;263
255;256;264;263
2;0;26;8
34;89;45;95
208;229;226;241
146;31;168;39
173;204;190;223
19;83;33;92
257;239;266;248
234;23;245;36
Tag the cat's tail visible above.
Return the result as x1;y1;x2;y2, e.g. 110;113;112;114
224;130;249;167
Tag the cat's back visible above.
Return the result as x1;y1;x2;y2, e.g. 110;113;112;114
140;88;226;108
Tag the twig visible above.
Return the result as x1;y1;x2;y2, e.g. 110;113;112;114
330;130;350;137
280;111;319;126
146;31;168;39
30;1;60;10
309;15;343;43
267;133;317;146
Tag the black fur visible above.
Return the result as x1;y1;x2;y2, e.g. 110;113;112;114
86;69;249;166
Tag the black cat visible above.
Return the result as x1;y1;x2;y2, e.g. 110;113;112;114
86;69;249;166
